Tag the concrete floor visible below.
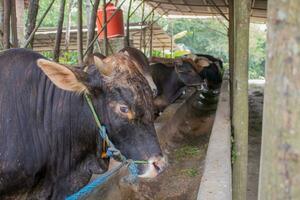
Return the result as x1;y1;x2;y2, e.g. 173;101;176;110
247;81;264;200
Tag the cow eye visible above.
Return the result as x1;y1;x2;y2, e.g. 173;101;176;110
119;105;129;113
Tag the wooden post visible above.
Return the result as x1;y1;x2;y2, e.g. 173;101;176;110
228;0;234;115
86;0;91;27
65;0;74;51
77;0;83;65
125;0;132;47
258;1;300;199
10;0;18;47
149;12;154;57
232;0;250;200
139;1;145;51
25;0;39;48
102;0;108;56
53;0;66;62
3;0;11;49
86;0;100;57
16;0;25;46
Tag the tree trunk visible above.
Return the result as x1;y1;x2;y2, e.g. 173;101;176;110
77;0;83;65
258;1;300;199
3;0;11;49
232;0;251;200
65;0;74;51
25;0;39;48
53;0;66;62
11;0;18;47
86;0;100;57
16;0;25;46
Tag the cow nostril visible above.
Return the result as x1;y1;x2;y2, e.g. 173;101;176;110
153;161;161;172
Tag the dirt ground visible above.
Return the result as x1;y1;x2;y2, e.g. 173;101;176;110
247;81;264;200
133;91;217;200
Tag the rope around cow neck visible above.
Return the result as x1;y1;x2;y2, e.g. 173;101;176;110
65;93;148;200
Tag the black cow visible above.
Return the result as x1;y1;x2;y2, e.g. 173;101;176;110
150;59;204;113
119;47;157;96
188;54;223;90
0;49;166;199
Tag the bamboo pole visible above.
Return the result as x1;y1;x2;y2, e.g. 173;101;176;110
3;0;11;49
232;0;250;199
258;1;300;199
102;0;108;56
53;0;66;62
125;0;133;47
77;0;83;65
23;0;55;48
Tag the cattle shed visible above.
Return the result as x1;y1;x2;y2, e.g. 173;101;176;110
1;0;300;200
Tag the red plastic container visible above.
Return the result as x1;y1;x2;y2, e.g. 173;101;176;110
96;3;124;39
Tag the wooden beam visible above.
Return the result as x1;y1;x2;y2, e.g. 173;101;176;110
232;0;250;199
258;1;300;199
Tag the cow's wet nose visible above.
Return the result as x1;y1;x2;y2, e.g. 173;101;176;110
138;156;167;178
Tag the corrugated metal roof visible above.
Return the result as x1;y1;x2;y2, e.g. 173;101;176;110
145;0;267;22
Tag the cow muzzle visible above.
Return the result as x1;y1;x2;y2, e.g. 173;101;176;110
138;156;167;178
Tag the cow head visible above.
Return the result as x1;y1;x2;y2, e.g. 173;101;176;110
36;53;167;178
174;58;204;86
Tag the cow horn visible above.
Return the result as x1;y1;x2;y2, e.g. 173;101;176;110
94;56;113;76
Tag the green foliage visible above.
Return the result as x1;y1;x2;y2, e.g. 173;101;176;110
41;51;78;65
181;168;198;177
174;145;200;161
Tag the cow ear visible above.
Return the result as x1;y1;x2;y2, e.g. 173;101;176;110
94;56;113;76
175;61;203;86
37;59;88;93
